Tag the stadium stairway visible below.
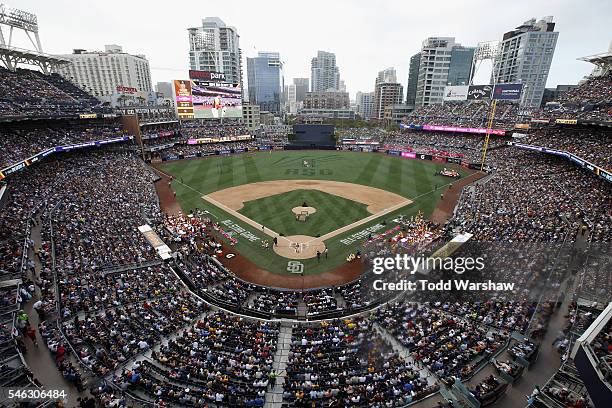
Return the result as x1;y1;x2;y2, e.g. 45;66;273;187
22;215;83;406
333;293;346;309
494;255;583;408
264;323;292;407
373;322;440;387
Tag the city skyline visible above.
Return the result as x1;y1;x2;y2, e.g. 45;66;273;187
12;0;611;99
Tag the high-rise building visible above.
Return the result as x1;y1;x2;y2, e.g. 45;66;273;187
55;45;152;100
246;52;284;113
373;68;403;120
293;78;309;102
447;47;474;86
339;80;346;92
492;17;559;108
156;82;174;99
377;67;397;84
188;17;242;86
286;84;298;114
406;53;420;107
311;51;340;92
414;37;475;106
356;91;374;120
303;91;350;110
242;103;261;131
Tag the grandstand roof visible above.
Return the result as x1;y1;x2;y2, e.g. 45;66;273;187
579;51;612;66
0;44;70;72
578;50;612;76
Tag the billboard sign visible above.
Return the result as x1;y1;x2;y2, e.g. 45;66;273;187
492;83;523;100
189;70;227;82
116;85;137;94
443;85;469;101
173;80;194;119
467;85;493;100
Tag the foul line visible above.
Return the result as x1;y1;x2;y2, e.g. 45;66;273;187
201;194;293;245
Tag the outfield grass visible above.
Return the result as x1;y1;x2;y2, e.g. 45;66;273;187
161;151;472;276
238;189;370;237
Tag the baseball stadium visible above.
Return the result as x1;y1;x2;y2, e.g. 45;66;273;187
0;2;611;408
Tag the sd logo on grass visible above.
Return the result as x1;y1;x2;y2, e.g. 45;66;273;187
287;261;304;274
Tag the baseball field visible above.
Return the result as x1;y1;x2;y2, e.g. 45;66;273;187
159;150;473;278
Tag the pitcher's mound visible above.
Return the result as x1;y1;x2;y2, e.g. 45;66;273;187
273;235;326;260
291;206;317;216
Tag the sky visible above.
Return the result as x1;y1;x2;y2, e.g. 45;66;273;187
10;0;612;100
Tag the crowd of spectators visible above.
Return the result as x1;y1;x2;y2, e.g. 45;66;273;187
180;120;248;140
382;130;508;163
123;311;279;406
452;147;611;243
285;317;438;406
534;73;612;122
63;289;206;376
523;127;611;170
337;127;387;142
0;124;127;168
0;68;107;119
375;303;504;380
159;140;258;159
1;74;610;407
406;101;522;129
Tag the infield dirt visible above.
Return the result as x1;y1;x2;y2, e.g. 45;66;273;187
203;180;413;260
206;179;411;213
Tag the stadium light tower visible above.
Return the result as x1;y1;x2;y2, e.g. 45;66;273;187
469;41;499;85
0;3;68;73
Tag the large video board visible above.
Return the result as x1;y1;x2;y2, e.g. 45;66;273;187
173;78;242;120
191;81;242;119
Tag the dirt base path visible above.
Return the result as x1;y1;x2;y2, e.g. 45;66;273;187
202;181;412;260
430;170;486;224
206;179;410;213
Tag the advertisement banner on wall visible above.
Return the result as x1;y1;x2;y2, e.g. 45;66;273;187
446;157;462;165
422;124;507;135
187;135;251;145
492;83;523;100
467;85;493;100
399;123;423;130
443;85;469;101
555;119;578;125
